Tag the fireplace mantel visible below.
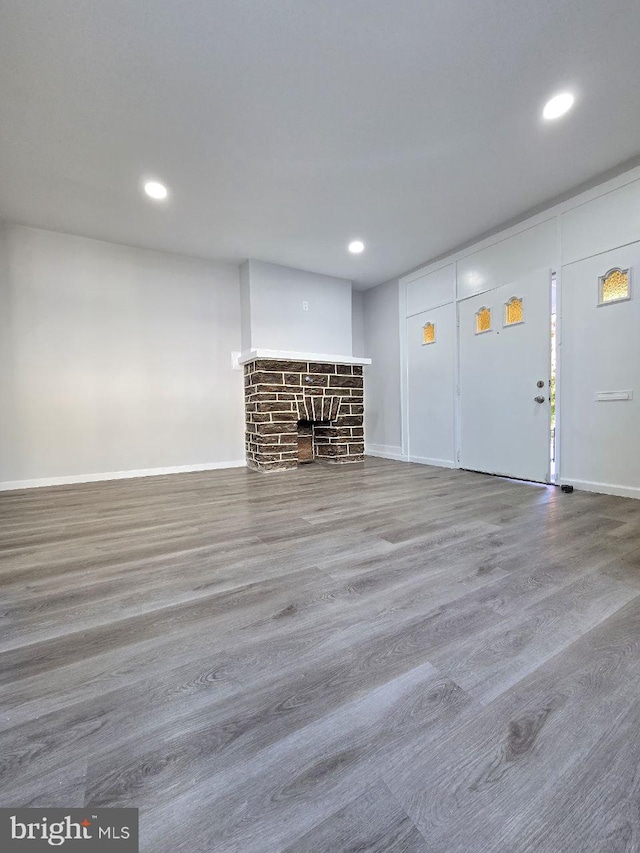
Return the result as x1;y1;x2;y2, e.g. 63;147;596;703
238;348;371;366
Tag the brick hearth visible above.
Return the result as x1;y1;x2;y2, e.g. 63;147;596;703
244;359;364;471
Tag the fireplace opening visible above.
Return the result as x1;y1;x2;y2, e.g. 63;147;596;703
297;419;331;464
297;420;314;464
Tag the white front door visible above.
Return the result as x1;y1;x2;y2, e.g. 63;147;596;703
407;302;456;466
458;268;552;483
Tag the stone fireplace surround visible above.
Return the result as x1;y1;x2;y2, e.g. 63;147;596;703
243;357;365;471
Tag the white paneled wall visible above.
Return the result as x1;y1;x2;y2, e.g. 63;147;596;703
396;164;640;498
406;264;455;316
456;219;557;300
562;178;640;265
403;217;556;474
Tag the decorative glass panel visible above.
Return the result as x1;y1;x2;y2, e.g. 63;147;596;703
475;306;491;334
599;268;630;304
504;296;524;326
422;322;435;345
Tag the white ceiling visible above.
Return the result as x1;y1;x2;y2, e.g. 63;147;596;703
2;0;640;288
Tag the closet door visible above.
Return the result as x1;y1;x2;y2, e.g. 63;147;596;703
407;302;456;467
560;245;640;492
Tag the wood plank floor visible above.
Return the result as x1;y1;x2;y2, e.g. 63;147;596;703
1;458;640;852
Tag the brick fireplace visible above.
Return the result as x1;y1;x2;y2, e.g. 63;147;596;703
243;358;365;471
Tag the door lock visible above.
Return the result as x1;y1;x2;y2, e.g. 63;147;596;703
534;395;545;404
536;380;545;388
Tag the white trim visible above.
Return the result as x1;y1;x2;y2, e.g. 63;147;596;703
454;297;462;472
561;239;640;269
402;260;457;287
560;478;640;500
238;348;371;366
0;460;247;492
406;298;453;318
399;281;409;459
552;226;562;484
408;455;456;469
544;269;554;485
365;444;407;462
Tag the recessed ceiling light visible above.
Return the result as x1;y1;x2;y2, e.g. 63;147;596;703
542;92;575;120
348;240;365;254
144;180;168;200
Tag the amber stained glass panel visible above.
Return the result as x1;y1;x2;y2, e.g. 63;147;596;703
476;307;491;334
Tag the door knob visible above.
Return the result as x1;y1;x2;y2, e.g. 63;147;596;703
534;395;545;404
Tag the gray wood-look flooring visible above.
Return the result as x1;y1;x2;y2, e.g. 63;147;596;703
1;458;640;852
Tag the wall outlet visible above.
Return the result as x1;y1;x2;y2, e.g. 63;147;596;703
302;300;309;311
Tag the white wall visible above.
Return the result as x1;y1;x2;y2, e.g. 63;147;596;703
351;290;365;357
239;260;251;352
362;278;403;458
243;259;353;354
0;225;245;488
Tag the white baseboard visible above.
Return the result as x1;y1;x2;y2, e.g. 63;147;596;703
365;444;407;462
0;460;247;492
366;445;457;470
408;455;457;469
559;477;640;500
